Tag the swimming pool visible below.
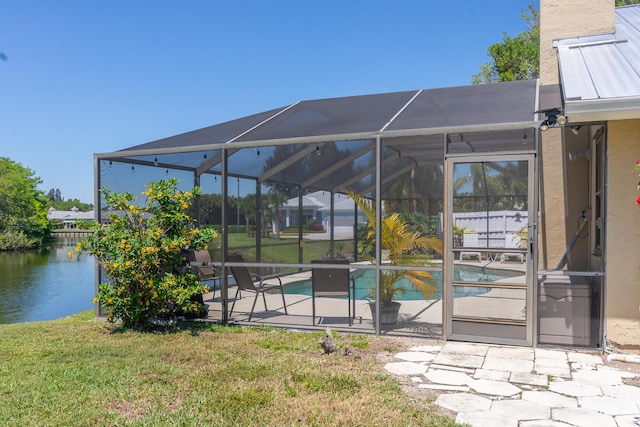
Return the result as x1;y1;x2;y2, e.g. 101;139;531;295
283;267;523;300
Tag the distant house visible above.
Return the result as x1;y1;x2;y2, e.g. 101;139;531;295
280;191;368;231
47;207;95;229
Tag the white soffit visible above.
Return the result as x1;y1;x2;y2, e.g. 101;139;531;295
556;6;640;122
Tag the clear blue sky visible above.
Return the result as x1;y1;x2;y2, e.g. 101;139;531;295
1;1;537;204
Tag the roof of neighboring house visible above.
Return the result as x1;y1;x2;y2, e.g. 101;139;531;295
282;193;326;209
282;191;359;212
556;5;640;122
47;207;95;221
318;196;357;213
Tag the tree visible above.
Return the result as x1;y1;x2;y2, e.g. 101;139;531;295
266;189;288;240
472;2;539;84
48;199;93;212
0;157;52;250
617;0;640;5
197;193;222;225
240;194;257;236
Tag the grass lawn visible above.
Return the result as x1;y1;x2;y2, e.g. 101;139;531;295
0;311;459;426
213;232;355;265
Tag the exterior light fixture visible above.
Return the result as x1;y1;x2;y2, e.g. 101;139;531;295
154;157;158;166
571;126;582;135
315;144;321;155
131;165;135;173
256;148;261;159
569;150;590;162
538;108;567;131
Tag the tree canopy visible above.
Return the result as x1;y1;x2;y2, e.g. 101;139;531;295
47;188;93;212
0;157;52;250
474;1;640;84
473;2;539;84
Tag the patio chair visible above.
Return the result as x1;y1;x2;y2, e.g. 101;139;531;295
228;253;288;321
311;259;355;326
191;250;218;298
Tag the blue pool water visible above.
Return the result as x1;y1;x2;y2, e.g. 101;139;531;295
283;267;522;300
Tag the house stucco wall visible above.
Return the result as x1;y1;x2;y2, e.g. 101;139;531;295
539;0;615;269
606;120;640;348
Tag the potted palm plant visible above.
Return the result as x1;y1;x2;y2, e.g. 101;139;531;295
347;191;442;325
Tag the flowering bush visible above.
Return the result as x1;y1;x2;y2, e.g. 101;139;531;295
71;178;217;328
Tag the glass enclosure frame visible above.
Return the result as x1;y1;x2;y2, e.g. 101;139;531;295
93;125;540;339
92;79;548;339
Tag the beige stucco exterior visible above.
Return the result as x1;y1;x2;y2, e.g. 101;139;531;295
540;0;640;347
539;0;615;269
606;120;640;348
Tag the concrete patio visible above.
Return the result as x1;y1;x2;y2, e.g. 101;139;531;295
384;341;640;427
201;259;527;337
203;285;444;337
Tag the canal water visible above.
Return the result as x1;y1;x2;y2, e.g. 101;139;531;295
0;236;95;324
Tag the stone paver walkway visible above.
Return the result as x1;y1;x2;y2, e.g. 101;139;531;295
384;342;640;427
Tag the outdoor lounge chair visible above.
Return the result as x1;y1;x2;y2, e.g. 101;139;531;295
191;250;218;298
228;253;288;321
460;231;481;262
500;233;525;263
311;259;355;326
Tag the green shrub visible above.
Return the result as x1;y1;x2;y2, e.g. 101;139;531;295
72;179;217;328
0;229;39;250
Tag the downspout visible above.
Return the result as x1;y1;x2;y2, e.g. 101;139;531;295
606;353;640;364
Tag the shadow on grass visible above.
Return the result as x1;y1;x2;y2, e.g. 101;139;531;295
103;318;241;335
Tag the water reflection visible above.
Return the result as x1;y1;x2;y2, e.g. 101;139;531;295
0;237;95;323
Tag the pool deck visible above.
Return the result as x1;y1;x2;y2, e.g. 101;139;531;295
202;258;527;337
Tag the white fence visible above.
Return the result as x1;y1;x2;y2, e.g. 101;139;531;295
441;210;528;248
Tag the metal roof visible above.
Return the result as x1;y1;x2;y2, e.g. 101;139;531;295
556;5;640;122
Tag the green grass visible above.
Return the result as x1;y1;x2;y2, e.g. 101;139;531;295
211;232;355;265
0;311;460;426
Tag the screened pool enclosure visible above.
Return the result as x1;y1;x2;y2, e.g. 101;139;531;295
95;79;543;342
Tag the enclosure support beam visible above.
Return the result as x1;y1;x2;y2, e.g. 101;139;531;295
221;149;229;324
256;180;262;263
93;155;102;319
298;188;303;265
330;191;335;259
194;173;201;227
375;135;382;336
